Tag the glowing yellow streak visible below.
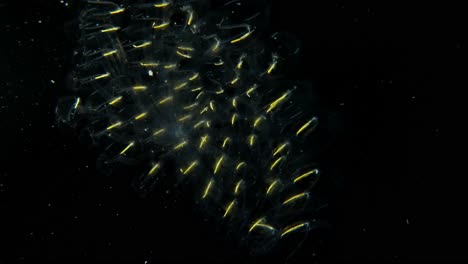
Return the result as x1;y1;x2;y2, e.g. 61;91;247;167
266;92;289;113
183;103;198;110
178;115;191;122
199;135;208;149
212;39;220;52
152;22;170;29
109;96;123;105
174;140;187;150
174;82;188;90
257;224;275;231
249;218;265;233
200;107;209;114
109;8;125;14
234;180;242;194
154;2;170;8
236;162;246;171
202;178;214;199
106;122;122;130
183;161;198;175
187;12;193;26
191;87;202;92
148;163;160;175
282;193;307;205
230;30;253;44
133;41;151;48
209;101;215;111
159;96;173;104
74;97;80;109
103;50;117;57
195;91;204;99
120;142;134;155
222;137;230;148
232;98;237;108
189;73;199;81
293;169;318;183
178;46;194;51
214;60;224;66
249;134;256;146
253;116;263;128
133;86;147;91
135;112;148;120
223;200;236;218
164;64;176;69
216;88;224;94
140;62;159;67
230;77;239;84
273;143;287;156
296;118;315;136
213;156;224;174
176;50;192;59
101;27;120;33
193;120;205;128
270;156;284;171
246;85;256;97
281;223;308;237
95;73;110;80
153;129;165;136
205;121;211;128
266;180;278;195
237;55;245;69
231;114;237;126
267;61;277;74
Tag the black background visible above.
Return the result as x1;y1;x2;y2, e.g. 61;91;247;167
0;0;458;262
